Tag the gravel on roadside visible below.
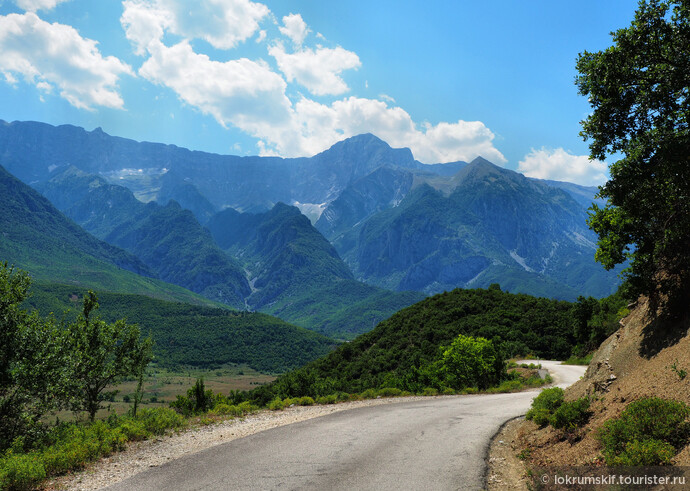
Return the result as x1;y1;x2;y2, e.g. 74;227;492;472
48;395;431;491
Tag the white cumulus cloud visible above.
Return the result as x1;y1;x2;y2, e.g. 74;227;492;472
518;147;607;186
269;42;361;96
139;40;293;136
15;0;70;11
279;13;310;47
119;0;504;164
258;96;505;164
121;0;269;53
0;12;133;110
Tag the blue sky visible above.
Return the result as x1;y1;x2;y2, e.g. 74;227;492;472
0;0;638;185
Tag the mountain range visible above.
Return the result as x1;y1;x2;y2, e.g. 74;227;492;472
0;119;620;340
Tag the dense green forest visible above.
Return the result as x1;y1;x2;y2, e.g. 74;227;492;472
249;286;627;402
26;284;336;373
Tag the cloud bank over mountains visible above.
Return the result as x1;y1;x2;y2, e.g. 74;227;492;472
0;0;607;185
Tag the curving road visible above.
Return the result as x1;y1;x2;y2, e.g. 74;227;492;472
107;360;584;491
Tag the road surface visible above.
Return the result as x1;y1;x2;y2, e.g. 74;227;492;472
107;360;584;491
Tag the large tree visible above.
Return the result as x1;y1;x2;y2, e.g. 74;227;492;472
0;263;69;449
576;0;690;314
65;291;153;421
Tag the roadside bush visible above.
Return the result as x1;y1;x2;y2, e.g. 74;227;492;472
549;398;591;431
598;397;690;465
0;452;46;491
421;387;438;396
209;402;256;417
437;334;505;390
297;396;314;406
528;409;552;427
118;419;148;441
170;378;215;416
136;408;185;435
315;395;338;405
360;389;378;399
377;388;402;397
611;439;676;466
526;387;564;427
268;398;286;411
41;422;126;476
487;379;522;393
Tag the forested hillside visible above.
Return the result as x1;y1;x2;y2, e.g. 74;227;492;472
27;284;336;373
0;165;217;306
251;286;627;401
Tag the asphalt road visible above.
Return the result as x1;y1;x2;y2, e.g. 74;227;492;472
107;360;584;491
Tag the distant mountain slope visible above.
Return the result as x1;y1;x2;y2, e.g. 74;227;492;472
27;283;336;373
315;166;415;242
0;121;459;215
38;168;251;309
0;165;218;305
334;158;619;300
0;119;619;302
208;203;425;338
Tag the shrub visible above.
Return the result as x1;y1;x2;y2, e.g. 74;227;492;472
598;397;690;465
527;408;552;427
442;387;456;395
487;379;522;393
526;388;564;427
421;387;438;396
137;408;185;435
612;439;676;466
0;452;47;491
549;398;591;431
297;396;314;406
268;398;286;411
437;334;505;390
41;422;126;475
315;395;338;405
118;419;149;441
360;389;378;399
237;401;258;415
377;388;402;398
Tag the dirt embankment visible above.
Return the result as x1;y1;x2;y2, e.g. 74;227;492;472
488;296;690;489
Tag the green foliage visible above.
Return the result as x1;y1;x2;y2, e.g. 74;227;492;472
27;284;335;373
526;388;565;427
612;439;676;466
598;397;690;465
571;292;628;355
0;452;47;491
668;360;687;380
376;388;403;397
297;396;314;406
549;398;592;431
576;0;690;311
208;401;257;417
170;378;214;416
0;408;186;490
0;264;70;451
436;334;504;390
0;165;218;308
562;354;593;366
63;292;153;421
268;398;286;411
39;171;251;309
252;287;580;401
